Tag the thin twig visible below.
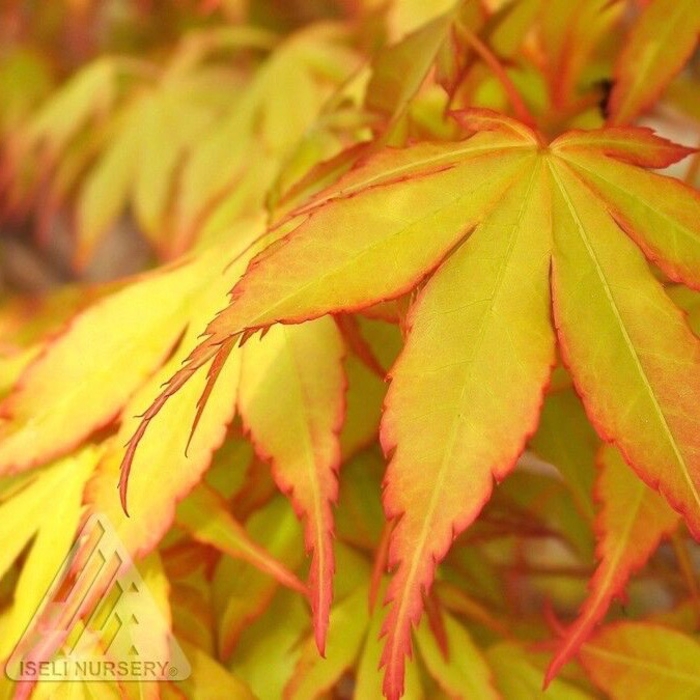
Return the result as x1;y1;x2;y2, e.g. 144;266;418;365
460;28;536;126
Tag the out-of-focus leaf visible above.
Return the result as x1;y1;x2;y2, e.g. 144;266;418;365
608;0;700;126
546;445;678;683
176;639;254;700
530;388;598;521
339;317;400;460
488;0;542;58
339;354;385;460
415;612;499;699
366;7;471;122
498;471;594;561
230;587;309;700
0;447;99;659
75;107;140;267
175;25;358;247
388;0;464;39
284;583;370;699
29;680;122;699
19;58;117;159
0;49;52;136
175;483;307;595
334;449;385;551
488;642;593;699
212;497;305;659
204;433;253;499
164;541;217;654
541;0;623;109
580;622;700;699
0;256;210;475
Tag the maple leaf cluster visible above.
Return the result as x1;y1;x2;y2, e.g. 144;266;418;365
0;1;699;699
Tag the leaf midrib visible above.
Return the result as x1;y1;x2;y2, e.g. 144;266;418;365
387;161;542;675
311;138;532;206
282;325;332;622
247;151;535;331
557;152;699;250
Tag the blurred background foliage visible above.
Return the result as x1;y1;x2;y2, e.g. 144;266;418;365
0;2;698;698
1;0;698;292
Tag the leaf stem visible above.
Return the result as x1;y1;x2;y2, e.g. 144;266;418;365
460;28;536;127
436;581;515;640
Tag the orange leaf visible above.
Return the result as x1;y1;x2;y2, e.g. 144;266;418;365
546;444;678;684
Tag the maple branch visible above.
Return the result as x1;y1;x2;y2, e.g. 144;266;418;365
460;28;536;127
506;563;594;578
436;581;515;640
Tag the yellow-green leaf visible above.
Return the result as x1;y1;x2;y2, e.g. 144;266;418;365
488;642;593;700
546;445;678;683
379;159;554;698
580;622;700;699
415;613;499;699
284;584;370;699
0;447;99;659
238;317;345;654
548;159;700;535
608;0;700;125
85;240;255;558
176;483;307;595
0;257;209;475
176;638;255;700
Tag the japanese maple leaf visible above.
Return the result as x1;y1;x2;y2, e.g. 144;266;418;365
545;444;678;684
121;109;700;699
